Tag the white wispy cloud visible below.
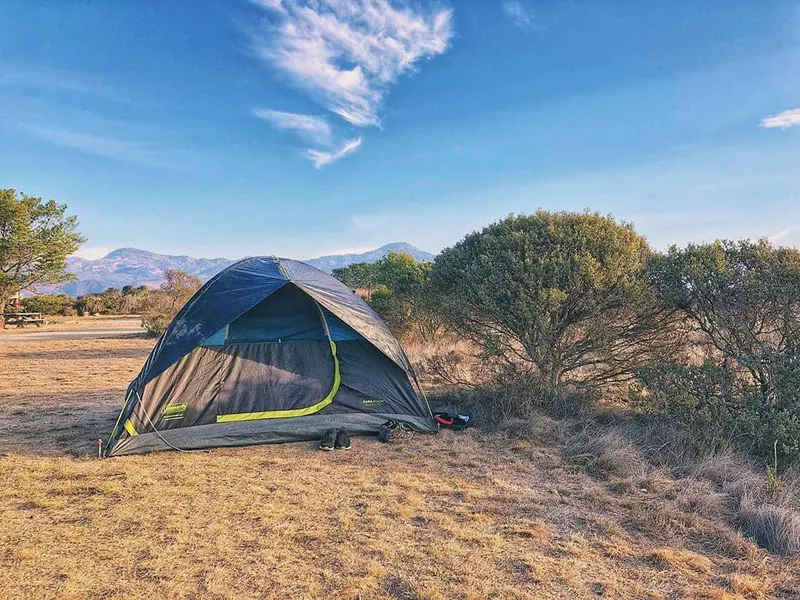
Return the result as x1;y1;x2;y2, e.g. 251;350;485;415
252;108;332;145
247;1;452;167
770;229;793;242
1;62;117;99
307;137;362;168
22;125;186;169
250;0;453;128
501;1;536;32
760;108;800;129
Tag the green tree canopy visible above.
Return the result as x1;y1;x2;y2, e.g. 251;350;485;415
21;294;75;316
650;239;800;392
430;211;676;389
334;252;439;340
373;252;430;296
0;189;84;317
333;261;379;293
641;239;800;468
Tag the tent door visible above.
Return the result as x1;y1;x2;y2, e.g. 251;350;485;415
213;301;340;422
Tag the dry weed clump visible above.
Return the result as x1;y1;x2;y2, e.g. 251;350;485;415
674;478;729;520
776;466;800;510
648;547;713;575
737;501;800;556
499;414;566;445
565;428;647;479
617;420;696;472
692;452;765;502
727;572;774;599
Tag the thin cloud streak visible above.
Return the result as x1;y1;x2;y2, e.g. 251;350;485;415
307;137;362;168
760;108;800;129
770;229;793;242
252;108;332;145
501;1;536;32
0;61;157;110
21;125;189;170
1;62;116;98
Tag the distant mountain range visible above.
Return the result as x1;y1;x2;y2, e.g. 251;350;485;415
57;242;436;296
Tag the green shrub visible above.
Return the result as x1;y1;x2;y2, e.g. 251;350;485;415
21;294;75;316
650;239;800;394
637;361;742;455
141;312;172;337
335;252;441;341
637;352;800;467
141;269;202;336
642;239;800;469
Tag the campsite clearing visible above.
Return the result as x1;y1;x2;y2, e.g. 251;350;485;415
0;316;144;342
1;329;798;598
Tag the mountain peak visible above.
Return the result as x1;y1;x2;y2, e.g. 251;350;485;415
378;242;418;252
104;247;155;259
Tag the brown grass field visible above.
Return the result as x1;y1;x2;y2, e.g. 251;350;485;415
0;315;143;335
1;327;799;599
0;315;143;339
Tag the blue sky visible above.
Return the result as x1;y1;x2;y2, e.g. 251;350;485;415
1;0;798;260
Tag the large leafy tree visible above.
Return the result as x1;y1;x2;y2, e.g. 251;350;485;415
644;239;800;467
650;239;800;394
430;211;678;389
0;189;85;320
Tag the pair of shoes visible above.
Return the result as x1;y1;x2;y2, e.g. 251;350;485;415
378;420;411;443
319;428;351;451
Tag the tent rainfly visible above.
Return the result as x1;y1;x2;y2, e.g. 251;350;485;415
105;257;435;456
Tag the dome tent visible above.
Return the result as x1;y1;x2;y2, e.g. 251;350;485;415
105;257;435;456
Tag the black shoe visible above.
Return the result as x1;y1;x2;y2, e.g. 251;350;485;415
334;428;351;450
319;429;336;451
378;420;399;443
378;421;392;443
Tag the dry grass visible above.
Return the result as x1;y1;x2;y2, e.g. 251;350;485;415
566;429;648;479
738;502;800;556
0;315;143;335
1;336;799;598
0;337;152;454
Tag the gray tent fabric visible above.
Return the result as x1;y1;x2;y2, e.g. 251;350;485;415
106;257;434;456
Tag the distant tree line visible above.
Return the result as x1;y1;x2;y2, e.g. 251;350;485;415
336;212;800;469
22;285;152;317
1;188;202;336
20;270;202;336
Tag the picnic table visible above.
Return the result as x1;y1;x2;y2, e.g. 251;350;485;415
1;312;45;328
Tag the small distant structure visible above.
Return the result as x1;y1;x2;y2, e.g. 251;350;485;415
2;291;44;328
